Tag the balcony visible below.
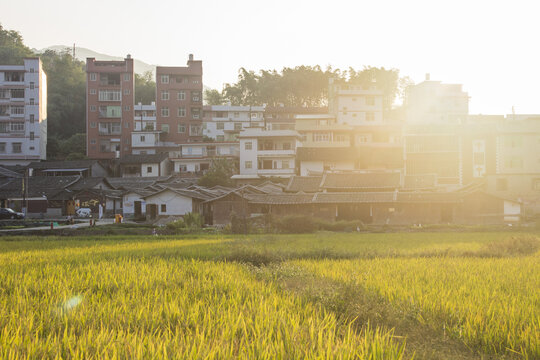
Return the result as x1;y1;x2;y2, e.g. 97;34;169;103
257;168;295;176
257;149;295;157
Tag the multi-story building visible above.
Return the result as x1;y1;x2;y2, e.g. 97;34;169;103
170;142;239;174
328;78;384;126
155;54;203;145
0;58;47;165
86;56;134;159
405;74;469;125
264;106;327;131
234;129;302;181
203;105;265;141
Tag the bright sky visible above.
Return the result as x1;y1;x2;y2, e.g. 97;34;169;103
1;0;539;114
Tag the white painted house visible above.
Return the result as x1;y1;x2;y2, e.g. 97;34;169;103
142;188;211;218
203;105;265;141
233;129;301;180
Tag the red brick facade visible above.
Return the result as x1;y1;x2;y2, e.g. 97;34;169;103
155;55;203;144
86;57;134;159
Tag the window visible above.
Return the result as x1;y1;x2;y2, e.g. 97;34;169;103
124;121;129;128
29;68;34;73
216;111;227;118
177;124;186;133
177;91;185;100
89;73;97;81
90;105;96;112
10;123;24;132
282;160;290;169
29;82;35;90
90;122;97;128
11;106;24;115
282;142;291;150
504;135;523;148
365;112;375;121
234;112;240;118
366;96;375;106
245;141;252;150
217;122;224;130
191;91;200;102
192;79;200;84
234;122;242;130
496;178;508;191
161;91;169;101
473;152;485;165
251;113;257;119
192;108;200;119
177;107;186;117
90;89;96;95
160;75;169;84
161;107;169;117
123;74;131;81
314;133;330;142
124;105;130;111
504;157;523;169
0;143;5;153
190;124;202;136
533;179;540;191
161;124;169;133
245;161;252;169
98;90;121;101
140;135;145;141
147;166;153;173
90;139;96;144
29;114;35;123
124;89;130;95
161;204;167;212
335;134;348;142
216;135;224;142
29;132;34;140
12;143;22;153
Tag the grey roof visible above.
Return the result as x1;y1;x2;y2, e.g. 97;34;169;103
321;172;401;190
68;177;112;191
106;176;172;190
0;166;23;178
313;192;396;203
119;153;168;165
286;176;323;193
255;181;285;194
28;160;100;170
142;187;214;201
403;174;437;190
0;176;80;199
396;192;459;203
246;193;315;205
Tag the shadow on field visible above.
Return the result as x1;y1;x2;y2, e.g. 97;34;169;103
250;263;501;360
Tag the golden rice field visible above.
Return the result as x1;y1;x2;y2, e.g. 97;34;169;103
0;232;538;359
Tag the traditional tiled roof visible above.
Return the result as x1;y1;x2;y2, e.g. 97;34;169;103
246;193;315;205
0;166;24;178
106;176;172;190
313;192;396;203
285;176;323;193
119;153;168;164
255;181;285;194
142;187;214;201
68;177;112;191
403;174;437;190
320;172;401;190
0;176;80;199
396;192;459;203
27;160;101;170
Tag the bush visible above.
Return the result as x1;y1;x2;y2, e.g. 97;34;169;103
317;220;366;232
275;215;316;234
183;212;203;229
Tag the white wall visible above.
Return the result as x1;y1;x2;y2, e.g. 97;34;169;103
123;192;146;216
145;190;193;216
239;138;258;175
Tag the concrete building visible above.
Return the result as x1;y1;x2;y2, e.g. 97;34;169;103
0;58;47;165
405;74;469;125
86;56;134;159
234;129;301;181
328;79;384;126
155;54;203;145
170;142;239;174
203;105;265;141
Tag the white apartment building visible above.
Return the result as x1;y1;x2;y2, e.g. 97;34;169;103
133;102;156;131
328;79;384;126
406;74;469;124
203;105;265;141
170;142;239;173
0;58;47;165
234;129;301;180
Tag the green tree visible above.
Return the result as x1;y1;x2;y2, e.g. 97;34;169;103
204;89;225;105
198;158;237;187
134;71;156;104
0;24;33;64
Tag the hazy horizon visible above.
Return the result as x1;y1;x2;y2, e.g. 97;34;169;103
2;0;539;115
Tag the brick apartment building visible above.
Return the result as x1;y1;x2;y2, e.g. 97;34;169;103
86;56;134;159
0;58;47;165
155;54;203;145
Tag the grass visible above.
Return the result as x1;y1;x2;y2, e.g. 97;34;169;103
0;231;538;358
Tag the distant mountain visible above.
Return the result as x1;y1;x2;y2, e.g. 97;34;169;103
38;45;156;75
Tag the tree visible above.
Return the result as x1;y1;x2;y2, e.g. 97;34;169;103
198;158;237;187
0;24;33;64
204;89;225;105
134;71;156;104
